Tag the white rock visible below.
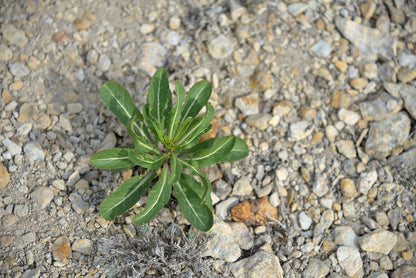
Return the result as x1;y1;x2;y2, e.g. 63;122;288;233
2;138;22;156
24;141;45;163
298;211;312;230
337;246;363;277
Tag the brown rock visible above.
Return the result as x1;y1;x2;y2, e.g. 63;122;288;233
75;18;91;30
250;70;272;92
0;163;10;188
349;78;368;90
52;31;69;43
398;67;416;83
231;197;278;226
340;178;359;198
52;236;72;265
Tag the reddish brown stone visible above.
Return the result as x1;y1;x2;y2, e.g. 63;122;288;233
231;197;279;226
52;236;72;265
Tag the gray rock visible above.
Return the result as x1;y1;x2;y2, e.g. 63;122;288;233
21;269;40;278
31;187;54;210
230;250;283;278
399;53;416;69
69;193;89;214
312;174;329;197
336;140;356;159
72;239;93;255
338;108;360;126
388;147;416;168
357;170;377;194
137;42;168;76
303;258;330;278
203;221;241;262
9;62;29;77
245;113;272;130
387;83;416;120
1;23;28;47
235;93;259;116
24;141;45;163
213;179;232;200
215;197;239;220
288;2;309;16
98;54;111;71
311;40;332;57
335;18;397;60
161;30;180;46
14;204;29;217
2;138;22;156
0;44;13;61
333;226;359;248
359;92;402;121
288;121;314;141
230;222;254;250
337;246;362;277
207;35;234;60
368;272;388;278
357;230;397;254
365;112;411;159
391;265;416;278
232;176;252;196
298;211;312;230
67;171;81;187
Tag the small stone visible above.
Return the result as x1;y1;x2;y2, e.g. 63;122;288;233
250;70;272;93
386;83;416;120
360;92;403;121
232;176;252;196
52;180;66;191
340;178;359;198
0;163;10;188
231;197;278;226
357;170;377;194
379;255;393;270
334;226;359;248
160;30;180;46
137;43;168;76
311;40;331;57
398;67;416;83
18;103;35;123
303;258;330;278
24;141;45;163
52;236;72;266
203;221;241;262
336;140;356;159
59;115;72;132
207;35;234;60
325;125;338;142
139;24;154;34
235;93;259;116
52;31;69;43
365;112;410;159
0;45;12;60
72;239;93;255
358;230;397;254
338;108;360;126
21;269;40;278
31;187;54;210
75;17;91;30
273;100;293;116
86;49;98;64
67;103;83;114
288;121;314;141
2;138;22;156
10;81;23;90
169;16;181;30
9;62;29;77
14;204;29;217
69;193;89;214
343;201;357;219
229;0;246;20
312;174;329;197
98;54;111;71
361;2;377;19
349;77;368;90
391;265;416;278
1;23;28;47
337;246;363;277
230;250;283;278
245;113;272;130
215;197;239;220
298;211;312;230
230;222;253;250
288;2;309;15
368;273;388;278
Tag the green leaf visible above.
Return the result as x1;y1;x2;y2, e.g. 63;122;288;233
128;114;154;144
167;81;186;139
90;147;136;170
173;175;213;231
142;104;165;143
183;136;235;167
177;102;214;147
169;153;182;183
173;116;193;143
147;69;171;128
180;80;211;124
128;150;166;170
100;81;140;127
99;171;156;220
132;136;160;154
133;164;172;225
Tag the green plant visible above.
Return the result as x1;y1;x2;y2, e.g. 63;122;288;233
90;69;248;231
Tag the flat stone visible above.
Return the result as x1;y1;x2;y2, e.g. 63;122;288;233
359;92;402;121
14;204;29;217
368;272;388;278
358;230;397;254
385;83;416;120
357;170;377;194
338;108;360;125
335;18;396;60
69;193;89;214
311;40;332;57
388;147;416;168
333;226;359;248
0;44;12;61
18;103;35;123
231;197;278;226
2;138;21;156
298;211;312;230
9;62;29;77
391;265;416;278
365;112;410;159
24;141;45;163
235;93;259;116
336;140;356;159
215;197;239;220
398;67;416;83
337;246;363;277
340;178;359;198
72;239;93;255
250;70;272;93
1;23;28;47
0;163;10;188
230;250;283;278
288;121;314;141
207;35;234;60
137;43;168;76
230;222;253;250
232;176;252;196
31;187;54;210
203;221;241;262
245;113;272;130
98;54;111;71
312;174;329;197
303;258;330;278
52;236;72;266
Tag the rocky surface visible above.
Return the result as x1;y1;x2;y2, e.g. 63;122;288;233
1;0;416;277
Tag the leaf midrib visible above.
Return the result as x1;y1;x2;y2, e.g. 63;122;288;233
192;137;234;162
175;183;205;227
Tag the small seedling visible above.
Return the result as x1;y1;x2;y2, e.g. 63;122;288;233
91;69;248;231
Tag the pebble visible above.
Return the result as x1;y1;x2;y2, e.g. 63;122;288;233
245;113;272;130
359;92;403;121
357;230;397;254
9;62;29;77
75;17;91;30
334;226;359;248
139;24;155;34
161;30;180;46
207;35;234;60
24;141;45;163
52;236;71;266
397;67;416;83
69;193;89;214
169;16;181;30
349;77;368;90
0;163;10;188
137;43;168;76
336;140;356;159
230;250;283;278
67;171;80;187
311;40;332;57
288;121;314;141
365;112;410;159
357;170;377;195
229;0;246;20
231;197;278;225
1;23;28;47
288;2;308;16
388;147;416;168
335;18;396;60
235;93;259;116
72;239;93;255
203;221;241;262
86;49;98;64
2;138;21;156
232;176;252;196
338;108;360;126
368;273;388;278
250;70;272;93
387;83;416;120
31;187;54;210
0;44;13;60
18;103;34;123
340;178;359;198
215;197;239;220
298;211;312;230
398;53;416;68
52;31;69;43
303;258;330;278
18;123;32;136
325;125;338;142
391;265;416;278
230;222;253;250
21;269;40;278
337;246;363;277
52;180;66;191
98;54;111;71
312;174;329;197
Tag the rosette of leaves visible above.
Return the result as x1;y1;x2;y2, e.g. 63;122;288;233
90;69;248;231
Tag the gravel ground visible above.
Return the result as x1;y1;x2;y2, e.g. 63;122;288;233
1;0;416;277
